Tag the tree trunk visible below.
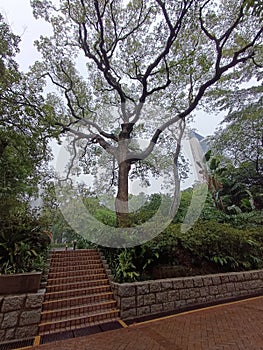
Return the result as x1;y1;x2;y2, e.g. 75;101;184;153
115;160;131;227
169;121;185;218
115;123;134;227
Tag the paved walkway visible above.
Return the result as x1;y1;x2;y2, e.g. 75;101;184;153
29;296;263;350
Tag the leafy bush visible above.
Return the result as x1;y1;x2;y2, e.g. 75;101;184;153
114;249;140;282
103;220;263;282
94;207;117;227
0;208;51;274
102;243;160;283
222;211;263;229
168;222;263;272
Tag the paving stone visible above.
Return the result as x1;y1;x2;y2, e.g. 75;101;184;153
220;275;229;283
206;295;216;303
1;311;20;328
5;327;15;340
235;282;243;291
121;297;136;310
150;304;163;314
179;288;190;300
173;280;184;289
117;284;136;297
176;299;187;308
0;330;5;342
136;283;150;295
212;275;221;284
167;290;177;300
162;302;174;311
227;274;239;282
196;297;207;304
1;295;25;312
251;271;259;279
149;282;162;293
121;308;136;320
203;277;213;286
19;310;41;326
161;281;173;291
226;282;235;292
183;279;194;288
186;298;197;305
250;280;262;289
236;273;246;282
193;277;204;287
25;294;44;308
15;325;38;339
27;297;263;350
156;291;168;303
200;286;209;297
209;285;219;295
136;295;144;307
137;306;150;316
143;293;156;306
189;289;200;299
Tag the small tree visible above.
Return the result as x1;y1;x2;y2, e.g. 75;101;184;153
209;102;263;209
31;0;262;227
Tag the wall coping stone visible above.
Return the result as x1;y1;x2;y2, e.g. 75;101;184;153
0;290;45;344
112;269;263;321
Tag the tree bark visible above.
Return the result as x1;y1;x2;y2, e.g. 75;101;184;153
115;160;131;227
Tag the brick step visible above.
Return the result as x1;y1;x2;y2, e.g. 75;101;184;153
47;273;108;286
50;253;101;261
42;292;115;311
49;263;103;273
41;300;117;323
52;248;98;252
48;268;105;279
46;278;110;293
45;285;111;301
39;309;120;335
51;250;99;258
50;258;103;267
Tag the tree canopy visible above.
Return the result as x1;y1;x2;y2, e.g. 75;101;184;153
30;0;262;231
0;13;54;224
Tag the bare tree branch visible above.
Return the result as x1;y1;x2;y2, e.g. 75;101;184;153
60;124;117;157
139;0;195;103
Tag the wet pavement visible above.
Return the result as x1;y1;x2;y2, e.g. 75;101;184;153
27;296;263;350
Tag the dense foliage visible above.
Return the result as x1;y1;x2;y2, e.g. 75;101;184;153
99;178;263;282
0;14;54;273
102;217;263;282
209;114;263;211
0;205;51;274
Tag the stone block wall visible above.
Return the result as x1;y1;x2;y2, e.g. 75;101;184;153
111;269;263;320
0;290;45;343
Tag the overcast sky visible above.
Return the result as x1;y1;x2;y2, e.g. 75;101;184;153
0;0;225;138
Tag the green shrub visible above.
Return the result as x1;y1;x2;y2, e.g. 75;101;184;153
174;221;263;271
103;220;263;282
94;208;116;227
0;209;51;274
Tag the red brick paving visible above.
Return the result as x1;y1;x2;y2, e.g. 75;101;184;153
30;296;263;350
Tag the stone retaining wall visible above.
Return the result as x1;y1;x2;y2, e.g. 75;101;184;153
0;290;45;343
111;269;263;320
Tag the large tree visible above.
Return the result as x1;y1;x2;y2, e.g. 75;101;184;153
0;13;54;222
31;0;262;227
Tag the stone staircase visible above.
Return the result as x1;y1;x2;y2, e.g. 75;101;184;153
38;249;119;335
